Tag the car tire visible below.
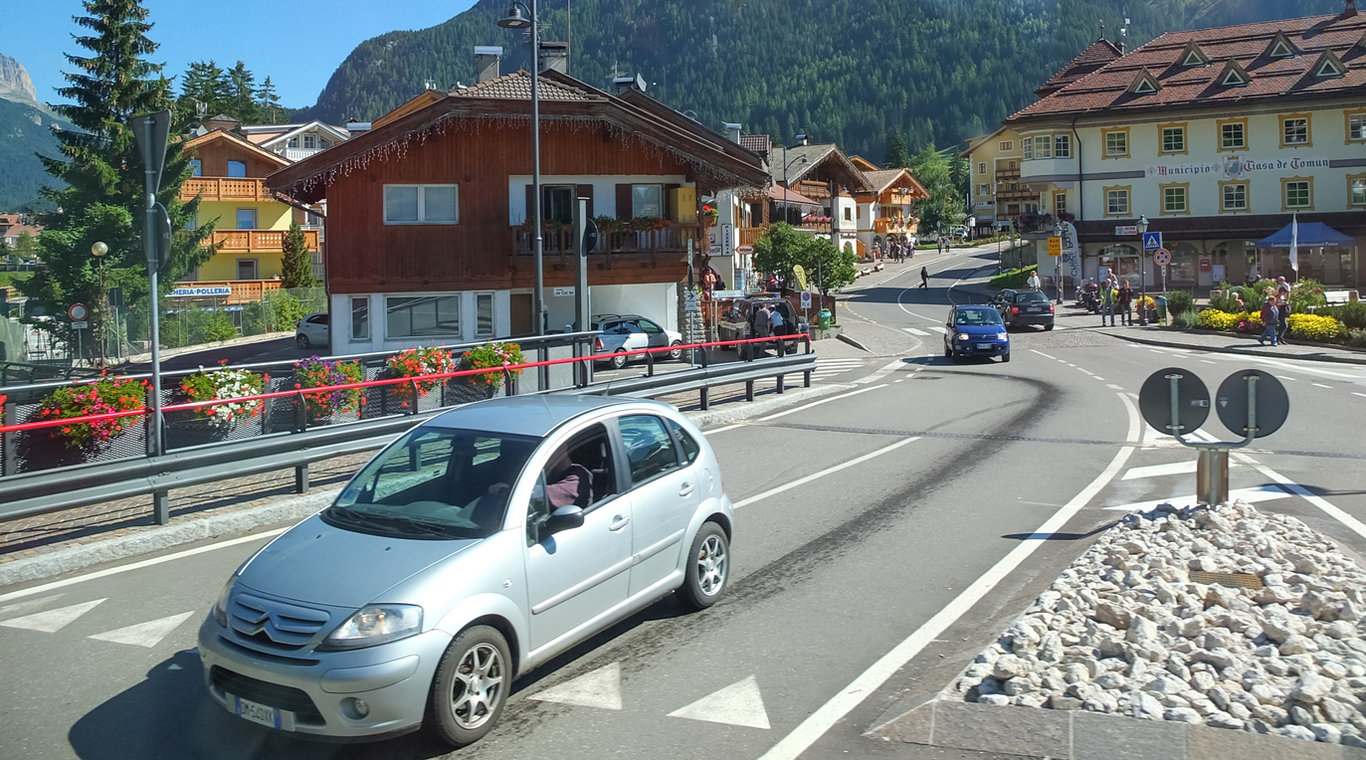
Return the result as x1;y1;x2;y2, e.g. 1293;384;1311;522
667;340;683;361
427;625;511;747
1002;352;1011;363
943;345;951;358
678;522;729;610
610;350;627;370
296;334;310;349
1045;323;1054;331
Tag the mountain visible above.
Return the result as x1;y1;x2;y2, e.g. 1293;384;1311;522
0;53;68;212
297;0;1348;160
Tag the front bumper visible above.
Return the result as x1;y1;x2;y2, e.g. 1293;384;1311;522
949;338;1009;357
197;615;451;740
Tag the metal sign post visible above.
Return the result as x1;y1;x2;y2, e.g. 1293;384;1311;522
1139;367;1289;506
133;110;171;523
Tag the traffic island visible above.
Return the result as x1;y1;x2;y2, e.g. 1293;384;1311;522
867;500;1366;759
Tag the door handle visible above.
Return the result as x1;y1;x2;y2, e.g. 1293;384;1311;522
609;514;630;531
679;483;695;497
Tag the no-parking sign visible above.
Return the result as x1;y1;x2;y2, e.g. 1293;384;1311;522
1154;247;1172;266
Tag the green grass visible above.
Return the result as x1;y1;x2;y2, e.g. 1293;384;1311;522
0;271;34;290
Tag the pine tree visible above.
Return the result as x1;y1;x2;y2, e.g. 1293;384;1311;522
178;60;231;123
228;61;260;123
908;143;966;235
280;220;316;288
256;76;282;124
20;0;213;361
883;130;913;169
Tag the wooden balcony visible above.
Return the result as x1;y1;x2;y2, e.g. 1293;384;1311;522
171;279;283;304
874;218;917;234
996;189;1038;202
739;227;766;246
512;222;705;263
179;177;273;202
995;167;1021;181
207;228;319;253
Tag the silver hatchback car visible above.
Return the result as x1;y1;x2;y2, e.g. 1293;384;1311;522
197;395;734;746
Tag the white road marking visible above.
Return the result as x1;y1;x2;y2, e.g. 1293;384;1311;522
1313;383;1332;389
0;598;106;632
1107;384;1124;390
1101;485;1291;512
0;528;291;604
668;675;770;729
1123;461;1200;479
1234;454;1366;542
0;594;64;617
1355;392;1366;398
529;662;622;710
903;327;930;336
760;391;1141;760
855;358;913;385
1200;359;1216;364
734;438;919;509
757;384;888;422
1031;349;1059;360
88;611;194;648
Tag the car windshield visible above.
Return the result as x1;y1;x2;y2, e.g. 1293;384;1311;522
325;427;538;539
956;309;1001;326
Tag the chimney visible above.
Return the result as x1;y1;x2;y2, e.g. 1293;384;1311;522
1345;0;1357;16
612;73;646;95
723;122;742;144
539;41;569;74
345;119;371;135
475;46;502;83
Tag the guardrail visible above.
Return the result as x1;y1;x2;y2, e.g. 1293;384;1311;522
0;335;814;526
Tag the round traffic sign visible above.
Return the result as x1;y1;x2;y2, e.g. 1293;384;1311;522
1139;367;1210;436
1215;369;1289;438
68;303;88;321
1154;248;1172;266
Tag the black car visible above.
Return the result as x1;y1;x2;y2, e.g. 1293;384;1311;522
716;297;806;358
996;290;1055;330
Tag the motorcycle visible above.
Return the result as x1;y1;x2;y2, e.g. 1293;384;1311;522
1078;282;1101;313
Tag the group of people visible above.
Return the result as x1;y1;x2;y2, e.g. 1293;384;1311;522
1258;276;1293;346
1095;275;1137;327
884;236;915;262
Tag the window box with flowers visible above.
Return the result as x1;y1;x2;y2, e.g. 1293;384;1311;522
171;362;266;445
700;204;720;226
459;341;525;399
293;356;365;424
27;371;148;468
384;346;457;409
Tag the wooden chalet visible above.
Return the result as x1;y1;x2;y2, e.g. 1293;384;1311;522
267;67;768;348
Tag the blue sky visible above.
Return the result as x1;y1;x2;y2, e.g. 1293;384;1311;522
8;1;478;108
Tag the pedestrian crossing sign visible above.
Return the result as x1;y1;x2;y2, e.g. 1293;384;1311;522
1142;231;1163;251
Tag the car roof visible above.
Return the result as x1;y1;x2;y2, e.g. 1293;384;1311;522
424;395;661;438
957;305;997;312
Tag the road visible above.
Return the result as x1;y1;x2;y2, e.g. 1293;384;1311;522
3;244;1364;760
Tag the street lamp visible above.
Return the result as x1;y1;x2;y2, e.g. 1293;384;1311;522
499;1;545;335
1137;215;1149;325
91;241;108;365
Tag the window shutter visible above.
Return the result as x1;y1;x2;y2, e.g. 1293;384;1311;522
664;183;680;221
525;184;536;223
577;184;595;219
616;183;632;219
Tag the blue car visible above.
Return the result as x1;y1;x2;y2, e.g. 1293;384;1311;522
943;305;1010;363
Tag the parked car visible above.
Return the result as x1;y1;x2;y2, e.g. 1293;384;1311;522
197;395;734;746
996;290;1055;331
944;305;1010;362
295;312;329;350
590;314;683;369
716;296;807;358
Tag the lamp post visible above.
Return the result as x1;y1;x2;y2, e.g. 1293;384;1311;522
91;241;108;366
1137;215;1149;325
499;2;545;336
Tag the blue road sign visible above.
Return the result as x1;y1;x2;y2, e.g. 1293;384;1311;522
1142;231;1163;251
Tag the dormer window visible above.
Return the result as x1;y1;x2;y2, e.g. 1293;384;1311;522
1129;68;1160;95
1218;60;1251;87
1313;51;1346;79
1180;42;1209;67
1265;32;1298;59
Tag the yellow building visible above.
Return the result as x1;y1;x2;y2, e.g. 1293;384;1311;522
962;126;1028;235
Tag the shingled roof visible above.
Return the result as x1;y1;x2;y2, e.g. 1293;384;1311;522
1010;11;1366;122
1035;38;1124;97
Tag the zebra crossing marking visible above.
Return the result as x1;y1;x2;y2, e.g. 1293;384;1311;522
88;611;194;648
0;598;105;633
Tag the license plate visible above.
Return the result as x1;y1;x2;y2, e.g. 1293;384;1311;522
231;694;295;730
976;342;995;350
1027;307;1041;312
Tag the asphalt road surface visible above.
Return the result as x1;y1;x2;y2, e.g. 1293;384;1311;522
3;245;1364;760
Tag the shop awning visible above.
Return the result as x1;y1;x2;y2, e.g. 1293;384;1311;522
767;185;822;207
1256;221;1356;249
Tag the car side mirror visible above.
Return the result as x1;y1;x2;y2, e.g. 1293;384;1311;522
541;505;585;538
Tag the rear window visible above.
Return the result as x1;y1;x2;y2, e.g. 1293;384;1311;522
1016;292;1050;304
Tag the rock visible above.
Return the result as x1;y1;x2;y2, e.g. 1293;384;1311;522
1291;672;1334;703
1047;695;1084;710
1207;712;1245;730
1083;692;1120;713
1249;684;1280;704
1279;635;1318;655
1094;672;1128;690
1063;663;1089;684
1262;615;1304;644
1126;690;1165;719
1191;648;1238;669
1189;670;1216;692
1165;707;1203;723
1313;723;1343;744
992;654;1030;680
1097;636;1127;659
1228;702;1253;720
1278;724;1316;741
1327;620;1357;639
978;693;1010;706
1095;602;1133;629
1320;697;1357;724
1289;704;1316;726
1126;615;1160;647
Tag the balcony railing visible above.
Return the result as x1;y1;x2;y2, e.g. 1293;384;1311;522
512;222;705;262
206;228;319;253
874;218;917;234
170;279;283;304
180;177;273;202
996;189;1038;202
995;167;1021;181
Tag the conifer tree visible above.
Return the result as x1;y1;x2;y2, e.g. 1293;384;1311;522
280;220;316;288
20;0;212;360
883;131;913;169
228;61;261;123
256;76;282;124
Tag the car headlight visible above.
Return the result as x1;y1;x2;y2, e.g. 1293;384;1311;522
212;579;233;626
321;604;423;650
956;332;971;341
997;332;1009;341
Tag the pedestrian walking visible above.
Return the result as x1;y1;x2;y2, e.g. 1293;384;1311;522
1099;279;1117;326
1258;294;1279;346
1026;270;1041;291
1117;280;1133;325
919;266;929;289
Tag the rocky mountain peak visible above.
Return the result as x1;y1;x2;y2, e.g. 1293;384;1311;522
0;53;38;103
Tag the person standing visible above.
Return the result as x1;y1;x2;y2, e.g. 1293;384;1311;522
1026;270;1041;291
919;266;929;289
1276;292;1290;344
1258;293;1279;346
1099;279;1117;326
1117;280;1134;325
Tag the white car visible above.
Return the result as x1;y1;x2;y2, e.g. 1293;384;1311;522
591;314;684;369
295;312;329;350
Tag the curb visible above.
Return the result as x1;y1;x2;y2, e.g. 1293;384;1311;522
836;332;870;352
1103;329;1366;366
0;384;848;587
867;697;1364;760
